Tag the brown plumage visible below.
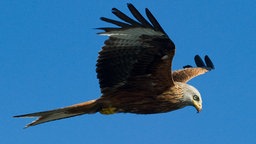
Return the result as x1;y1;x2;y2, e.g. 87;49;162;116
14;3;214;128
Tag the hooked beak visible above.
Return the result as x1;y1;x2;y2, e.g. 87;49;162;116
193;102;202;113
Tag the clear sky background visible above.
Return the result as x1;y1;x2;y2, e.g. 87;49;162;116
1;0;256;144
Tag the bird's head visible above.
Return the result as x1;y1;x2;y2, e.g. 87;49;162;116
177;82;202;113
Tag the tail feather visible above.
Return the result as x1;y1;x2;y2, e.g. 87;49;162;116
14;100;99;128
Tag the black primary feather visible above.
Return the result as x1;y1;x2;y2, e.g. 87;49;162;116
96;3;175;93
127;4;153;28
205;55;215;70
112;7;142;27
145;8;166;34
100;17;131;28
194;55;206;67
188;55;215;71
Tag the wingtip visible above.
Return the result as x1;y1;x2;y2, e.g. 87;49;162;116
194;55;205;67
193;55;215;71
145;8;150;13
111;7;118;14
194;54;200;58
127;3;136;11
127;3;132;7
204;55;215;70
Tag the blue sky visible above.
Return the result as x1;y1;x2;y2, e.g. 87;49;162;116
1;0;256;144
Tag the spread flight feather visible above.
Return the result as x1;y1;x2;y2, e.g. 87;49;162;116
14;3;214;128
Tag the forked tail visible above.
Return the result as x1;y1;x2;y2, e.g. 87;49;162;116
14;100;99;128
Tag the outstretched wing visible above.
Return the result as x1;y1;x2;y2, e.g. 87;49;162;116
172;55;214;83
97;3;175;95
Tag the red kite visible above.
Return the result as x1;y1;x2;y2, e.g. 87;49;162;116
14;3;214;128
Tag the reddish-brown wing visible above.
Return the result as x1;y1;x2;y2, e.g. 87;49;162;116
172;55;214;83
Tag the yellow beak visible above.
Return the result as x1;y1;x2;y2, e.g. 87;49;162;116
193;102;202;113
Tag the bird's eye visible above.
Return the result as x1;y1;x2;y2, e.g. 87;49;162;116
193;95;200;101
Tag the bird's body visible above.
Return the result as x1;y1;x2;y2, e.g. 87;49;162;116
98;82;184;114
14;3;214;128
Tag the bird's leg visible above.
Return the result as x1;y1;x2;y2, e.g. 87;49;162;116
99;107;117;115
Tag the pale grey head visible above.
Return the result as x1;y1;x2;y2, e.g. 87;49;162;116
176;82;202;112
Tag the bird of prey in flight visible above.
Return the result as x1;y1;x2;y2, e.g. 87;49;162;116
14;3;214;128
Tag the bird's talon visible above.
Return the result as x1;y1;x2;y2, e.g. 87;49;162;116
100;107;117;115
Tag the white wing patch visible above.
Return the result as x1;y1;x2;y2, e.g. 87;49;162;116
99;28;164;47
99;28;164;39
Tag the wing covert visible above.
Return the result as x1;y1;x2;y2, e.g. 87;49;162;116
172;55;214;83
96;3;176;95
